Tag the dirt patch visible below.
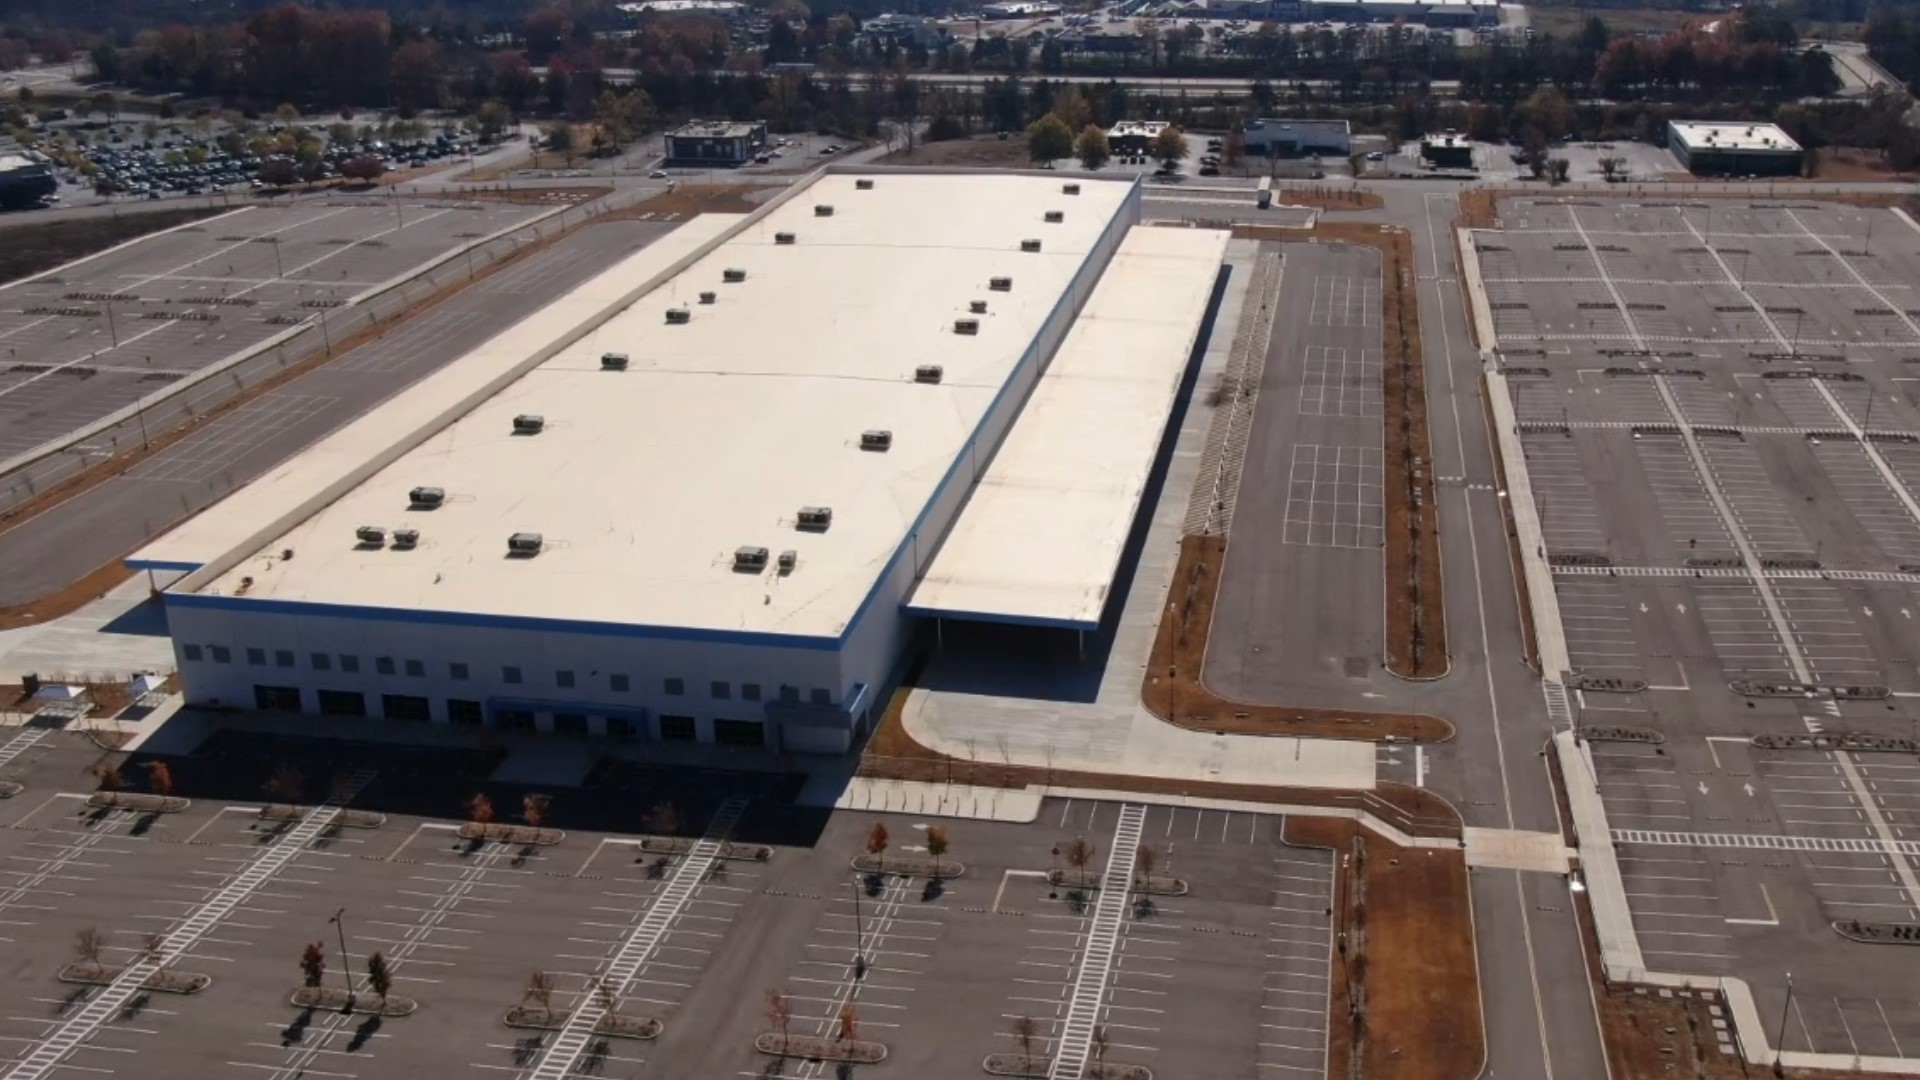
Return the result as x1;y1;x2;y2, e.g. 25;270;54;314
1458;188;1501;232
1478;381;1538;672
1231;222;1447;679
1143;534;1453;742
0;201;618;629
1287;815;1483;1080
605;184;773;219
861;675;1463;840
0;206;231;287
875;136;1036;169
1265;184;1385;212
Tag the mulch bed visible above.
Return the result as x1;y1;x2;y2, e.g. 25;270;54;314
1286;816;1481;1080
60;965;209;994
754;1032;885;1062
291;987;418;1016
638;836;770;861
1045;869;1186;896
87;792;189;813
504;1005;661;1038
259;805;386;829
1142;535;1455;743
457;823;563;845
1477;380;1539;673
851;854;964;878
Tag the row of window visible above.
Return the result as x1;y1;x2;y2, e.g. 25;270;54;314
251;685;768;745
184;644;835;705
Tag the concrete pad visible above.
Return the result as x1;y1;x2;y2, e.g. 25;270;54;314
1463;826;1573;873
832;778;1042;822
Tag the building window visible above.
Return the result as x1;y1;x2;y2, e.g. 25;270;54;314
498;709;536;732
606;716;638;740
254;685;302;712
779;685;799;704
810;688;832;706
553;713;588;736
340;654;359;673
182;644;204;662
659;714;697;742
557;670;576;689
375;656;396;676
504;665;523;685
382;694;431;722
610;674;630;693
664;677;684;696
404;659;425;678
246;647;266;666
311;653;331;672
711;680;730;700
741;682;761;702
447;699;484;726
450;662;469;681
714;719;765;747
275;650;295;669
210;646;232;664
317;689;367;717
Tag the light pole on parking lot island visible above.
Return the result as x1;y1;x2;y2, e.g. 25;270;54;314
330;907;356;1008
848;877;867;981
1773;970;1794;1077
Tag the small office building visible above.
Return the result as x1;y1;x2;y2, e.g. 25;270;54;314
1667;121;1801;177
1243;119;1351;158
663;120;770;167
1420;133;1475;168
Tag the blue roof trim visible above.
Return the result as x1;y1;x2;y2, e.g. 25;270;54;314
126;558;205;572
163;591;846;651
900;603;1098;632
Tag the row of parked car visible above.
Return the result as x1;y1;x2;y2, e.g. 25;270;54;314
65;129;477;199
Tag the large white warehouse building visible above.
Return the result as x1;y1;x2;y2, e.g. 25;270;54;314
132;169;1227;753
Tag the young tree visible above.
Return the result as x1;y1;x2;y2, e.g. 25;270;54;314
1151;124;1189;168
865;820;890;870
1026;114;1073;166
545;122;575;166
91;762;123;792
365;950;392;1005
591;975;620;1015
300;942;327;989
925;825;950;876
836;1001;860;1044
1074;124;1111;171
766;989;792;1047
467;793;495;826
1064;836;1095;877
523;970;555;1011
1597;155;1624;181
521;793;550;829
73;927;105;975
1010;1015;1040;1075
143;761;174;798
1549;157;1571;184
1134;844;1159;887
141;932;166;967
1092;1022;1112;1068
338;154;385;184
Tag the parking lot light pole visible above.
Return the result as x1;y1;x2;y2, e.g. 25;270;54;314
848;878;867;980
330;908;356;1008
1773;971;1793;1077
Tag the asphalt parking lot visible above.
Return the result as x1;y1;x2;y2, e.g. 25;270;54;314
1473;194;1920;1061
0;199;543;461
0;728;1335;1080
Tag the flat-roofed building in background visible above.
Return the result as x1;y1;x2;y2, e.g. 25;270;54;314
663;119;769;166
1108;120;1170;156
138;170;1227;753
1420;132;1475;169
1243;119;1351;158
1667;120;1802;177
0;152;56;209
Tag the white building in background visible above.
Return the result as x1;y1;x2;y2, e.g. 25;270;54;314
133;170;1228;754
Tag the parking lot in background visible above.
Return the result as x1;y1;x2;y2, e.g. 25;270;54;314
0;728;1335;1080
1472;195;1920;1062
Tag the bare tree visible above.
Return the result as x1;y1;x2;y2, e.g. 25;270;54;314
1134;844;1159;888
1064;836;1095;879
835;1001;859;1045
140;932;166;967
523;970;555;1012
1010;1015;1040;1076
73;927;105;976
765;989;792;1049
299;942;326;989
366;951;393;1006
1092;1022;1111;1068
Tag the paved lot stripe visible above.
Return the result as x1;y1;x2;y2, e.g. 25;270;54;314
524;795;747;1080
0;727;47;772
1049;803;1145;1080
2;766;376;1080
1612;829;1920;857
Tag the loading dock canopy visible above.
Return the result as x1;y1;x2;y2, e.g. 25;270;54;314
905;226;1229;631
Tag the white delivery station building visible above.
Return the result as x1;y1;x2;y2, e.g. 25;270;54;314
132;170;1227;753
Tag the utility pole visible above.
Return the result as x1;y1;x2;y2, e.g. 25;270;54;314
1773;971;1794;1077
329;908;356;1008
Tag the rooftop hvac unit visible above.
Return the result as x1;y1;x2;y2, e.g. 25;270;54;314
969;300;988;314
734;545;769;570
1063;183;1081;195
698;291;717;305
855;178;874;190
989;276;1013;292
723;268;747;283
408;486;445;509
778;549;798;573
815;205;834;216
797;505;833;530
1021;239;1042;253
1044;210;1064;223
508;532;543;555
601;352;630;371
665;307;691;325
914;364;944;384
391;528;419;550
355;525;387;546
512;414;545;435
954;318;980;335
774;231;796;245
860;429;893;451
